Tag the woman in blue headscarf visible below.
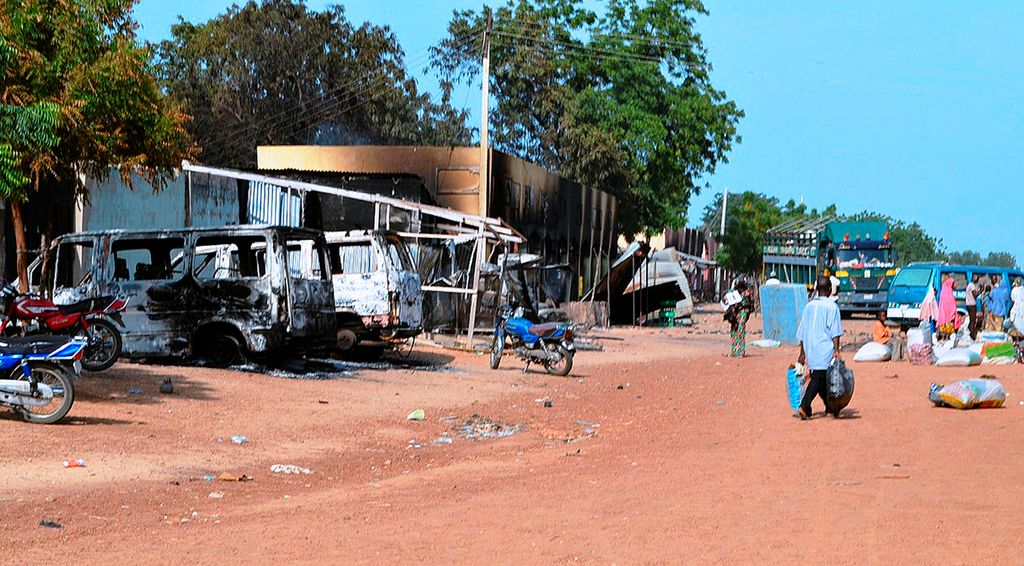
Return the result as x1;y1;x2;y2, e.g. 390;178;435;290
983;275;1011;331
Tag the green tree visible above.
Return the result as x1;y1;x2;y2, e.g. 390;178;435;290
1;0;196;286
947;250;983;265
701;192;779;274
432;0;742;236
982;251;1017;269
156;0;473;168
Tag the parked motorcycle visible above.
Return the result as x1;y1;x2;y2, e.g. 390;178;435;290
0;335;85;424
0;282;127;371
490;306;575;376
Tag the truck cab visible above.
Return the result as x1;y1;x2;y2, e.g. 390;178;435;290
322;230;422;351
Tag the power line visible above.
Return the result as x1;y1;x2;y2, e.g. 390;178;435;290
492;30;664;64
496;20;704;53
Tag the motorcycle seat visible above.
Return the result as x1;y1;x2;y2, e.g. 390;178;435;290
0;335;74;355
58;296;117;315
528;322;563;338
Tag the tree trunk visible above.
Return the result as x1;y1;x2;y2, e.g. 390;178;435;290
9;200;28;292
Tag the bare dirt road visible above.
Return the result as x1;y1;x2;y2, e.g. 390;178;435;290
3;317;1023;564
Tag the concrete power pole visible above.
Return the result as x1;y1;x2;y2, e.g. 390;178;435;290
719;187;729;237
478;7;492;218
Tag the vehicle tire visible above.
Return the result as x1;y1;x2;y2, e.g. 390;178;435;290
490;335;504;370
16;362;75;424
544;345;573;376
336;328;358;352
200;333;243;368
82;319;122;372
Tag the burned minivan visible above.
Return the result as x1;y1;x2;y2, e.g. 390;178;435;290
32;225;336;365
322;231;422;351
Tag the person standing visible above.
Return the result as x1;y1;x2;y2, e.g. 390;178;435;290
796;276;845;419
984;275;1011;331
724;280;754;357
965;274;979;340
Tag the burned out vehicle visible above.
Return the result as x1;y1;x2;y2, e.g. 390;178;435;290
30;225;336;365
321;231;422;351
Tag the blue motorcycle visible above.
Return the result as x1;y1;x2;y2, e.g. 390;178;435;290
0;335;85;424
490;306;575;376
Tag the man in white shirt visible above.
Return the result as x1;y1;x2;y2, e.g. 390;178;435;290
965;274;979;340
796;276;844;419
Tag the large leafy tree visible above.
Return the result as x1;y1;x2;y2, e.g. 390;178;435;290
0;0;195;287
156;0;473;168
432;0;742;236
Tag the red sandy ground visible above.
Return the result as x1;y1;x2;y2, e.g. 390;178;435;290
2;316;1023;564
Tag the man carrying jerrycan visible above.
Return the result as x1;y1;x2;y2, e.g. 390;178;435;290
795;276;845;420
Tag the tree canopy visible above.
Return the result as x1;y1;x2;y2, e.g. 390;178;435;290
1;0;196;284
156;0;473;168
432;0;743;236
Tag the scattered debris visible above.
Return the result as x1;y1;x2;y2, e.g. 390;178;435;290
127;387;143;395
407;409;426;421
456;415;523;440
434;436;454;445
616;384;625;390
208;491;225;499
715;399;726;406
159;378;174;394
230;435;249;445
39;520;63;529
318;399;329;404
270;464;314;475
62;459;86;469
408;439;423;449
217;472;253;482
543;400;553;408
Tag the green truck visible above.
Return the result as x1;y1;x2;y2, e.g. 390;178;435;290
762;217;898;315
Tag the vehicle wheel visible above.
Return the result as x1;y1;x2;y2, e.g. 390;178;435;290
336;329;358;352
82;319;122;372
544;345;573;376
16;362;75;424
200;334;243;368
490;335;504;370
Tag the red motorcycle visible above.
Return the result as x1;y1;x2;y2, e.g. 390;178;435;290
0;282;128;371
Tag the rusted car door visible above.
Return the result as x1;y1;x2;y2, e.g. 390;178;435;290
282;232;335;347
49;234;101;305
104;233;191;356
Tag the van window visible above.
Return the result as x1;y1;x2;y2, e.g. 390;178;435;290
55;241;94;288
384;236;415;271
285;237;326;281
111;238;186;282
891;267;932;287
329;242;374;274
940;270;968;289
1011;274;1024;288
193;235;267;280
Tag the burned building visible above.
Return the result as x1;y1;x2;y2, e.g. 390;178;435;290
256;146;617;301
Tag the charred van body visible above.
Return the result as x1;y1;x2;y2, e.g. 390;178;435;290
30;225;336;365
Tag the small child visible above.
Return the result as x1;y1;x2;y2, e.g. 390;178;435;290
874;310;907;361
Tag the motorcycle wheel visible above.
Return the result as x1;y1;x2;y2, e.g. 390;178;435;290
544;345;573;376
490;335;504;370
16;362;75;424
82;319;122;372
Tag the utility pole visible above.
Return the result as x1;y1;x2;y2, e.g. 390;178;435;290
719;187;729;237
478;7;492;218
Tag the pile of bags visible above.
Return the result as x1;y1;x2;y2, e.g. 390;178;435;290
929;379;1006;410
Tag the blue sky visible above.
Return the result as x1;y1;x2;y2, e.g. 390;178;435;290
135;1;1024;262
